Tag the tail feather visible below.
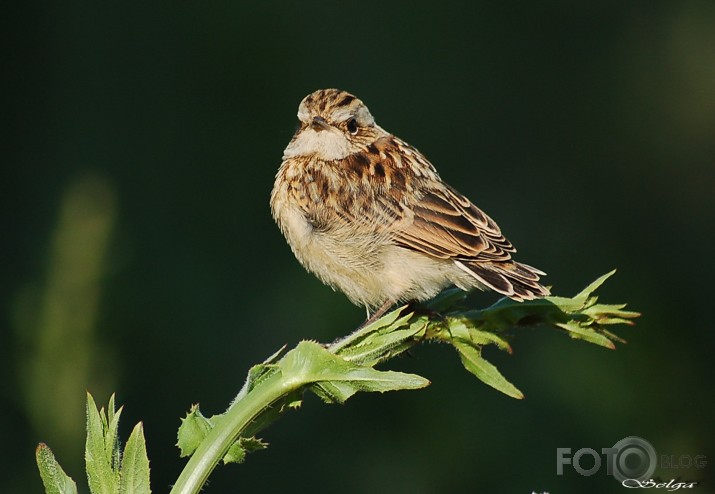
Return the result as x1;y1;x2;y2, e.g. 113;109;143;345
455;260;550;301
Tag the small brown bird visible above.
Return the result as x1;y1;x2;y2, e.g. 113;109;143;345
271;89;549;322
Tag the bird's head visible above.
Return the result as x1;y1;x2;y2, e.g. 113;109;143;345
283;89;385;161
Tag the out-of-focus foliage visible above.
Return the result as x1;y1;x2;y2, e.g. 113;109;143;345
36;394;150;494
4;1;714;492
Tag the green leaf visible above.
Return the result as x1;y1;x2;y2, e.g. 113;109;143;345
445;318;512;353
223;436;269;464
329;306;414;353
177;393;295;462
573;269;617;301
85;393;120;494
243;363;282;394
119;423;151;494
238;436;268;454
581;303;640;326
556;321;616;349
168;272;639;494
177;405;214;458
335;319;427;366
231;353;285;404
240;389;303;438
223;442;246;465
453;341;524;399
281;341;430;404
105;394;123;475
36;443;78;494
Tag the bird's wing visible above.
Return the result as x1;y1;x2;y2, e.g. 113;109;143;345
341;135;516;263
394;184;516;262
332;135;548;299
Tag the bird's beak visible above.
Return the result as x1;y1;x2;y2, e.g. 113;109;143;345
311;116;330;132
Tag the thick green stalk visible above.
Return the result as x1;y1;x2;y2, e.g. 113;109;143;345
170;271;638;494
34;272;638;494
170;371;299;494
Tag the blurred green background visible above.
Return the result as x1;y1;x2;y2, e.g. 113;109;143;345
4;1;714;492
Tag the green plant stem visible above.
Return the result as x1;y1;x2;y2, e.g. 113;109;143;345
170;272;638;494
34;272;638;494
170;371;299;494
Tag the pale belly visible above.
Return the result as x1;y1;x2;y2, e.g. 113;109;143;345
274;201;466;309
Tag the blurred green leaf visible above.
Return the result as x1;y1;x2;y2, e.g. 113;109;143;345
85;393;120;494
36;443;78;494
119;423;151;494
38;394;151;494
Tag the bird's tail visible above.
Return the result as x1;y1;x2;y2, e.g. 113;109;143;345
455;260;550;301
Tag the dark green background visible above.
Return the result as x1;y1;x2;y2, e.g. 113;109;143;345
4;1;714;492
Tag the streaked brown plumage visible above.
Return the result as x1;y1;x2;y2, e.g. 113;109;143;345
271;89;549;318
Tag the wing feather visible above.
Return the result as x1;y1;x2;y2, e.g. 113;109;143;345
335;136;520;264
331;135;548;299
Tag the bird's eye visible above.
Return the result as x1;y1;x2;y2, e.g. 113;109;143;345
347;118;358;135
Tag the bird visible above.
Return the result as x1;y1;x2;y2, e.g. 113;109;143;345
271;89;549;324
